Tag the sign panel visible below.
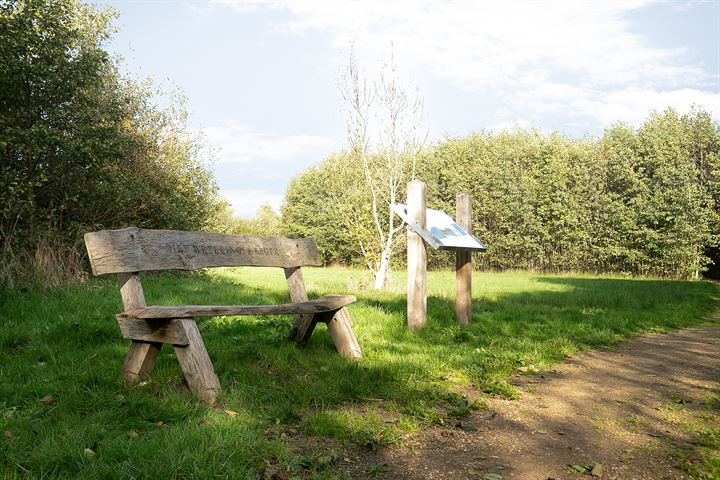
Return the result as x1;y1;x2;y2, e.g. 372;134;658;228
391;203;487;252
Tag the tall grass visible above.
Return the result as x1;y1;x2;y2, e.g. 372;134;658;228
0;233;86;290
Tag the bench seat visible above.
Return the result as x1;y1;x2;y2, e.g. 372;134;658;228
119;295;357;319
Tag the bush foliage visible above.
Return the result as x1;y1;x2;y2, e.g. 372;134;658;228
0;0;229;287
283;108;720;278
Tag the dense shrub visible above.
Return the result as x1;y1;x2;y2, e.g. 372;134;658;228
0;0;229;287
283;108;720;278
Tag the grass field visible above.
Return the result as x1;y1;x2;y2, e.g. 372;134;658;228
1;268;718;479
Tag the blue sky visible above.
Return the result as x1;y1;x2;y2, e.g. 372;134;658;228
98;0;720;217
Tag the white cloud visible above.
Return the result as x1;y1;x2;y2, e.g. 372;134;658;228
222;188;284;218
202;122;335;164
510;84;720;127
273;0;718;129
200;0;263;14
277;1;703;87
200;122;336;217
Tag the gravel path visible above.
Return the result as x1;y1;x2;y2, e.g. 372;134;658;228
321;327;720;480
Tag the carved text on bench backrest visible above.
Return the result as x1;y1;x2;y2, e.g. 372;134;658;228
84;227;322;275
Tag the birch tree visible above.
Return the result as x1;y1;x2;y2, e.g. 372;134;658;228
339;50;425;289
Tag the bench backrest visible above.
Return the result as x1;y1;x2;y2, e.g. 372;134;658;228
84;227;322;276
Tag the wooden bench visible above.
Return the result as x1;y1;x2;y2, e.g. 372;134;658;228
84;227;361;404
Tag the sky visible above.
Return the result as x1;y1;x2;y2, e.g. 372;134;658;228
97;0;720;217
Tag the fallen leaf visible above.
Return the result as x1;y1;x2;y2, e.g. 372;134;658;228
316;454;333;466
460;422;478;432
40;395;56;406
518;365;539;374
83;448;96;457
224;410;239;418
3;431;12;439
468;467;479;475
590;464;603;477
568;464;589;473
262;463;280;479
127;431;139;439
619;450;634;461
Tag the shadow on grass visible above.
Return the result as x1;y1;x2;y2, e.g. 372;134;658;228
137;271;718;419
0;270;717;477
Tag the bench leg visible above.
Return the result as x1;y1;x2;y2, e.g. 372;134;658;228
173;319;221;404
292;313;318;346
122;341;162;383
324;307;362;360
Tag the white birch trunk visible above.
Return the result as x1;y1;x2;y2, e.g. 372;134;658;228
373;247;391;289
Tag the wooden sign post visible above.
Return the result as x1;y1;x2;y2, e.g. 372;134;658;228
407;180;427;331
455;194;472;325
397;181;485;331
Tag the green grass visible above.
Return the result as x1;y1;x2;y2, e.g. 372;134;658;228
671;390;720;479
1;268;718;478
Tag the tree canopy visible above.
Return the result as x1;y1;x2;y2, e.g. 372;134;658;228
283;108;720;278
1;0;228;286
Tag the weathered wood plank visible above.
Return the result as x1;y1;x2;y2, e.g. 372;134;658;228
85;228;322;275
284;266;317;345
455;193;472;325
323;307;362;360
407;180;427;331
117;272;162;383
122;341;162;382
173;319;221;404
116;317;190;345
119;295;357;319
118;272;146;310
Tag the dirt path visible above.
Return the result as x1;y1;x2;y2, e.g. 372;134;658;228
310;327;720;480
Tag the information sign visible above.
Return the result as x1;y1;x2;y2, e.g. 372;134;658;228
391;203;486;251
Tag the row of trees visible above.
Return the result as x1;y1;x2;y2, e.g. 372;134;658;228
4;1;717;287
1;0;230;287
283;107;720;279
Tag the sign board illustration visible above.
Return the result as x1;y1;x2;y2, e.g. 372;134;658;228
391;203;487;252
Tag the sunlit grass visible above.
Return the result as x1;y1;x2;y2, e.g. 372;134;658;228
1;268;717;478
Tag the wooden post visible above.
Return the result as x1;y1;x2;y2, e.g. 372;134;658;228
407;180;427;331
323;308;362;360
117;273;162;383
173;319;221;404
455;194;472;325
284;267;317;343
